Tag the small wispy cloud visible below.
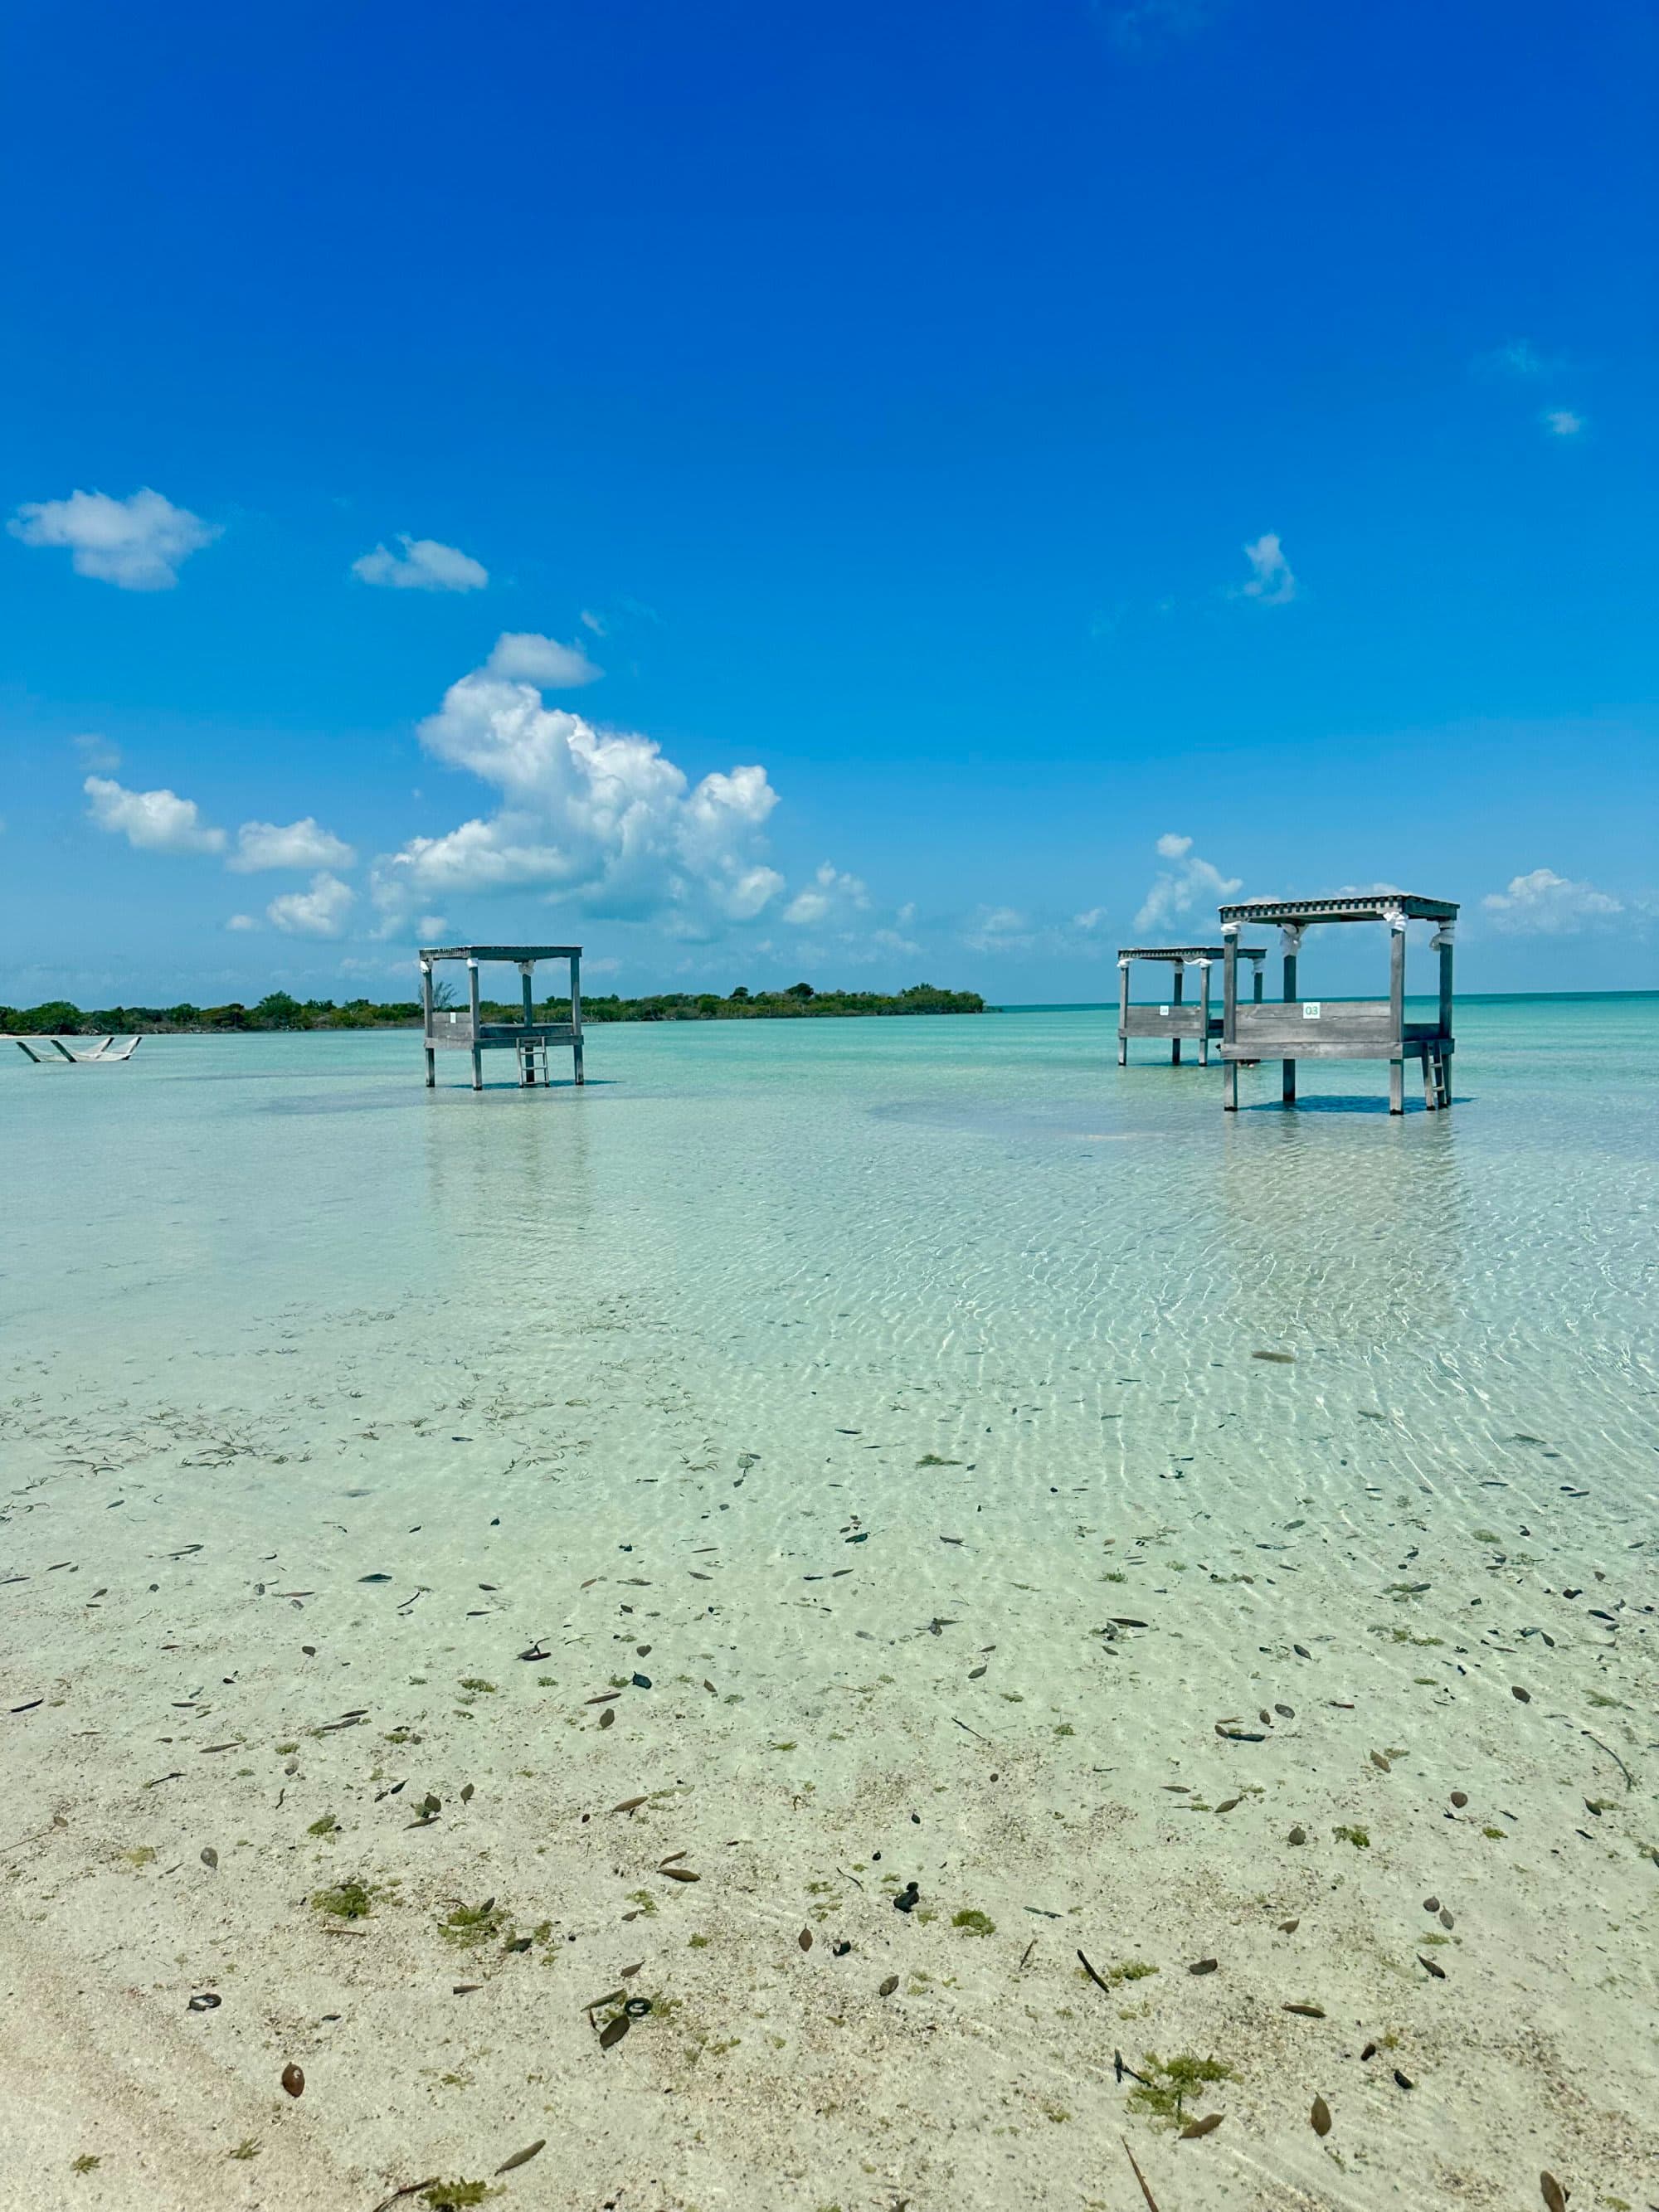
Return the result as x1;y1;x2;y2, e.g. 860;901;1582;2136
85;775;226;854
1134;833;1241;934
1540;409;1584;438
486;632;602;688
1479;338;1550;379
1238;532;1296;605
11;488;220;590
1099;0;1220;49
1481;868;1627;934
962;905;1035;953
784;863;869;927
352;535;489;592
73;733;122;773
230;817;356;873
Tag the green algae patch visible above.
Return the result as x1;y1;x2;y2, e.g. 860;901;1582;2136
311;1878;377;1919
1086;1959;1158;1989
440;1897;511;1947
1333;1825;1370;1848
421;2185;499;2210
951;1909;996;1936
1126;2051;1233;2127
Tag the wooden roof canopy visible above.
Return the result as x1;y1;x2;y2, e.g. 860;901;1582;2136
1117;944;1266;961
419;944;581;962
1216;894;1458;927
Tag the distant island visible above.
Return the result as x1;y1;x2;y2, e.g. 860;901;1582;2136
2;981;985;1034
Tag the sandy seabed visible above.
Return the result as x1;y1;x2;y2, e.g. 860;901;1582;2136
3;1278;1657;2212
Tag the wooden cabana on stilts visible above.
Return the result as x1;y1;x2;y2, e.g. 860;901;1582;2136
1216;895;1457;1115
1117;945;1267;1067
418;944;584;1091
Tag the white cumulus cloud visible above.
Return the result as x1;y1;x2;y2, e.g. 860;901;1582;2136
226;913;260;931
1541;409;1584;438
231;817;357;873
11;488;220;590
1481;868;1624;934
267;872;357;938
371;638;785;937
352;535;489;592
84;775;226;854
1238;532;1296;605
1133;833;1241;934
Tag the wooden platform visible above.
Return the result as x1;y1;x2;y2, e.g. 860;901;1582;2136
1117;942;1265;1067
419;945;584;1091
1217;894;1457;1114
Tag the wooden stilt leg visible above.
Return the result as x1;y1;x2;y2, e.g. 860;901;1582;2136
1282;943;1297;1106
1220;933;1239;1111
1389;1057;1404;1115
1117;958;1130;1067
1422;1051;1438;1110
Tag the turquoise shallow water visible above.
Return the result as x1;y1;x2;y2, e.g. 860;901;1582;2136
6;999;1657;1476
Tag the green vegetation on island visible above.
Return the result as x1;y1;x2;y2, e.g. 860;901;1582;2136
2;981;985;1034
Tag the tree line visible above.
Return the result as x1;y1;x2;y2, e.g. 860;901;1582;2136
2;981;985;1033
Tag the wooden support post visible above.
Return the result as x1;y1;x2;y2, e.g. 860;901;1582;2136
468;958;483;1091
420;960;435;1087
1117;958;1129;1067
1438;928;1453;1109
1221;929;1238;1111
1170;962;1184;1065
570;952;583;1085
1281;935;1297;1106
1198;959;1212;1065
1388;917;1406;1116
519;962;536;1085
1253;961;1264;1003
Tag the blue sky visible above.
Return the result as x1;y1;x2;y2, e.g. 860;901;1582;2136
2;0;1655;1004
